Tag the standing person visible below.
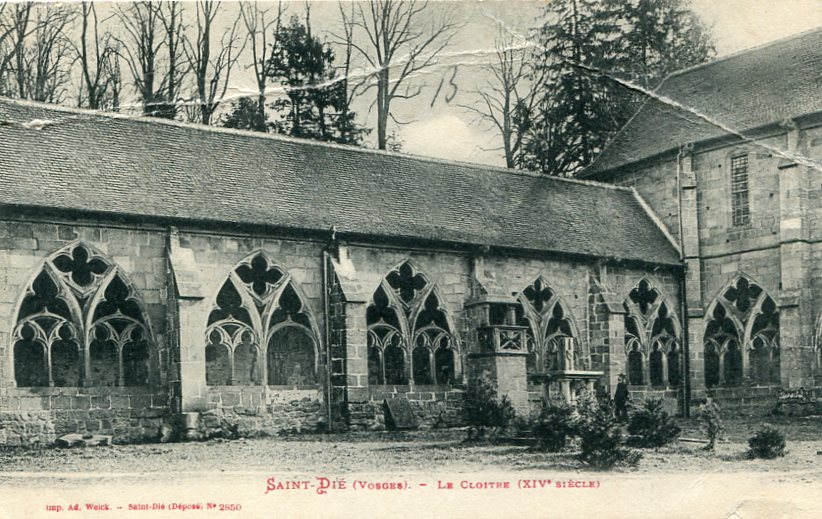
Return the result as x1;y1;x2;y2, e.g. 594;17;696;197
614;374;630;422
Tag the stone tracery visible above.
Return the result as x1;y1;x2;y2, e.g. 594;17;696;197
205;252;319;387
367;261;457;386
13;243;152;388
703;276;779;387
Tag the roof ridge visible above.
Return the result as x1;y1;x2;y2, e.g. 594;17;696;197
665;26;822;79
0;96;634;193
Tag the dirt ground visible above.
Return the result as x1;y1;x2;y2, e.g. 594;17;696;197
2;417;822;519
1;416;821;476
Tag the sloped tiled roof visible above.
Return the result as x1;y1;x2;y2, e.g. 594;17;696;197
0;98;681;266
586;28;822;176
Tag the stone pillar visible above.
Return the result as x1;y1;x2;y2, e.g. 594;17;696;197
341;301;369;403
467;351;530;415
167;229;209;413
777;122;814;388
679;146;705;404
588;266;627;395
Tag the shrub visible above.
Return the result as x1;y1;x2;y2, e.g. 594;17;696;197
696;398;723;450
576;399;642;470
533;403;576;452
626;398;681;448
463;378;516;438
747;424;786;459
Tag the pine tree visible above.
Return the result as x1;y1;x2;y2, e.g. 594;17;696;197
265;14;365;145
520;0;715;177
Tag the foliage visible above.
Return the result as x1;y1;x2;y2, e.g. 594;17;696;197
463;378;516;430
747;424;786;460
696;398;723;450
222;97;268;132
265;14;365;145
519;0;715;176
533;403;576;452
576;397;642;469
626;398;681;448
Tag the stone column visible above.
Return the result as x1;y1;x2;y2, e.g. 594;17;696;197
467;349;530;415
679;146;705;406
777;122;814;388
167;229;209;413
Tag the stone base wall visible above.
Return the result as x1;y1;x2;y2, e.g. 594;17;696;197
0;387;169;446
347;387;466;431
628;387;682;416
190;386;325;439
693;386;782;416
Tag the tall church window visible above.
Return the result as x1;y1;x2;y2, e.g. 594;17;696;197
731;153;750;227
624;280;680;387
366;261;457;386
13;243;152;388
703;276;779;387
206;252;319;387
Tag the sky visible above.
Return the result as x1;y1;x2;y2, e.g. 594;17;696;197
394;0;822;166
43;1;822;167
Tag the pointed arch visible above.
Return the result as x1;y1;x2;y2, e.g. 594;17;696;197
516;276;583;376
366;260;459;386
11;242;154;388
703;273;778;387
623;278;681;387
204;251;321;388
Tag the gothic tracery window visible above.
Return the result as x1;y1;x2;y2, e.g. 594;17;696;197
366;261;457;386
703;276;779;388
13;243;152;388
516;277;580;378
623;280;681;387
206;252;319;387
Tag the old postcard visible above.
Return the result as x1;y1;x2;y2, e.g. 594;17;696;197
1;0;821;517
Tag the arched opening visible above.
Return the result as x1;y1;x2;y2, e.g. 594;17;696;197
667;342;682;387
267;326;316;387
627;341;644;385
367;261;458;386
14;323;48;387
13;244;153;388
384;342;406;385
723;339;743;386
649;341;664;386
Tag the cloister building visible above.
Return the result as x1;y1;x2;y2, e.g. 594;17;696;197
0;28;819;445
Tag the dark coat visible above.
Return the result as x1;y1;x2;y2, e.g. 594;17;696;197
614;382;629;406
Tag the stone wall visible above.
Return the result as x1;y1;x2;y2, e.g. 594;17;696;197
190;387;324;439
0;386;169;445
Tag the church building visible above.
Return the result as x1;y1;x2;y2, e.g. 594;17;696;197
0;28;819;445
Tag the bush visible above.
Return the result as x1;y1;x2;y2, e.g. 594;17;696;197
747;424;786;459
696;398;723;450
463;379;516;439
576;399;642;470
626;398;681;448
533;403;576;452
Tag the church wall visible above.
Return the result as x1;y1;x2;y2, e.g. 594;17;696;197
603;159;681;244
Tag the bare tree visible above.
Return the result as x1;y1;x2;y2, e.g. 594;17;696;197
349;0;460;149
157;1;187;118
459;26;537;169
239;0;284;125
331;1;367;144
4;3;76;103
114;1;165;114
28;5;75;103
0;4;24;95
74;2;120;110
183;0;244;125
